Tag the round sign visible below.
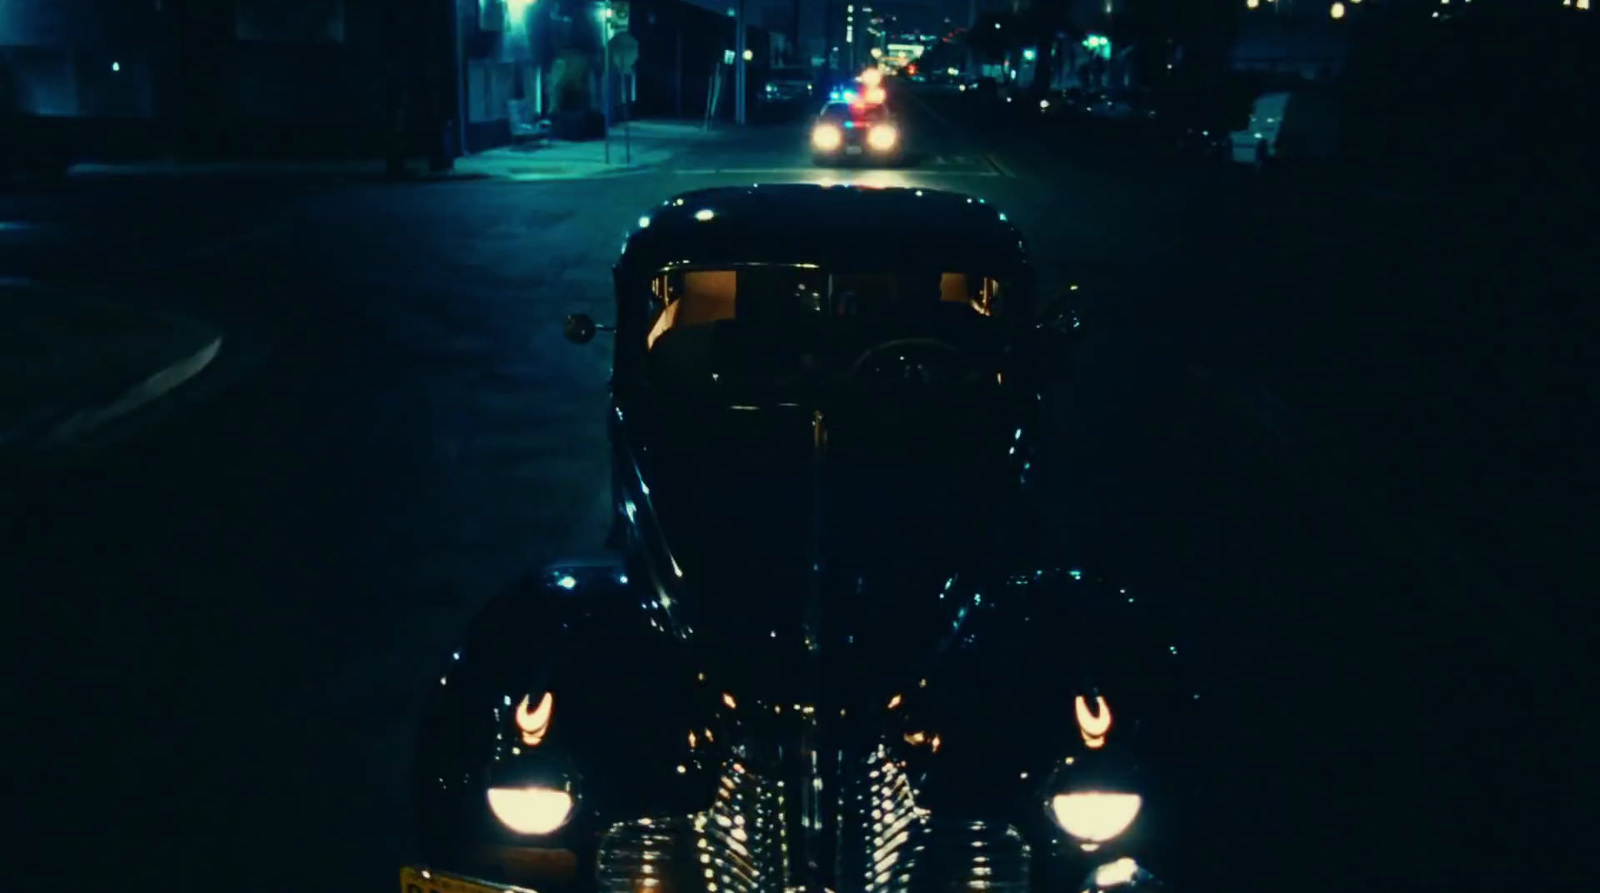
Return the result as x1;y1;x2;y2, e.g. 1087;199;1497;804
609;33;639;72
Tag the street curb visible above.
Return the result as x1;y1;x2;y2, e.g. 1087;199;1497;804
48;333;224;445
496;163;661;182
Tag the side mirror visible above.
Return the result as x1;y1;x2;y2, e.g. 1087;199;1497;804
563;313;614;345
1031;294;1086;378
1039;294;1085;342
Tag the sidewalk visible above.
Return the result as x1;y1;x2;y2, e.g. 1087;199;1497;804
0;283;223;451
65;119;723;184
456;119;723;180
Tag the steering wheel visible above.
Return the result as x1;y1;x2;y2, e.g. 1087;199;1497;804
849;338;973;386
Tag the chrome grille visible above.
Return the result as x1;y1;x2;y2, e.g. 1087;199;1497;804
598;749;1029;893
839;745;926;893
598;816;696;893
840;744;1031;893
597;759;788;893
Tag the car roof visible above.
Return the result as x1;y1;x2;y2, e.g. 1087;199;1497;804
619;185;1031;276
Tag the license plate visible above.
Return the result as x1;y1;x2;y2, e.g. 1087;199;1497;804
401;867;529;893
400;864;566;893
845;146;863;156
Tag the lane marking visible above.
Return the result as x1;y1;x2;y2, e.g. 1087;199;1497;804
49;334;224;444
983;153;1018;178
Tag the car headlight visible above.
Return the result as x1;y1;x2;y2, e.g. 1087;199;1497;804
867;124;897;151
1049;792;1142;843
812;124;843;150
488;786;575;835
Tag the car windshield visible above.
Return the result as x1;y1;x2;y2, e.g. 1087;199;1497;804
820;102;889;124
645;265;1001;351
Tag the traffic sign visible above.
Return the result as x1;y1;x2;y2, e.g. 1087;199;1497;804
606;0;629;30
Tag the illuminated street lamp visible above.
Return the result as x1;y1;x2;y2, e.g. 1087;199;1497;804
1330;1;1346;16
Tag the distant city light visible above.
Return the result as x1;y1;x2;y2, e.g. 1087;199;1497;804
110;61;121;72
1330;0;1346;15
743;49;753;60
1022;48;1036;61
1247;0;1259;7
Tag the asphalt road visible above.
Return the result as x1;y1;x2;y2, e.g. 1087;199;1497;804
3;87;1591;892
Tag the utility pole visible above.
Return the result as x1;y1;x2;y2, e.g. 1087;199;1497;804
968;0;978;73
824;0;834;78
735;0;747;124
675;24;684;117
793;0;802;64
603;12;612;164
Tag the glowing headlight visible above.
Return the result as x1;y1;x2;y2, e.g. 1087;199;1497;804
1049;792;1142;843
812;125;843;150
1093;857;1142;888
488;786;575;835
867;124;898;151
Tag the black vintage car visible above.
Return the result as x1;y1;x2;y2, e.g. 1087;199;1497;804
406;185;1209;893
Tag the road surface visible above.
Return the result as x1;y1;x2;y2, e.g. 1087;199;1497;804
2;88;1589;892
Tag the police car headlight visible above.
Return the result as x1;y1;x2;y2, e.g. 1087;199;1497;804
488;786;575;835
812;124;843;150
1049;792;1142;843
867;124;897;151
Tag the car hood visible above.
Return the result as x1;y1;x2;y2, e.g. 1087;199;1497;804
645;398;1021;703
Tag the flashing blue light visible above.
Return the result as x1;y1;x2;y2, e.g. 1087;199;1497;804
830;90;843;100
556;574;578;590
844;120;855;129
844;90;859;102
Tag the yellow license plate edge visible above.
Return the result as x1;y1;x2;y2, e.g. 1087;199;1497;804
400;865;539;893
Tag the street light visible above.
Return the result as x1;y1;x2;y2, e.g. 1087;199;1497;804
1329;1;1345;16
